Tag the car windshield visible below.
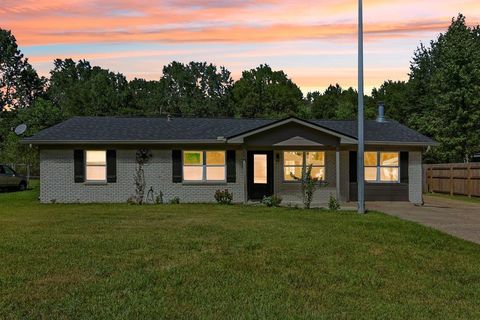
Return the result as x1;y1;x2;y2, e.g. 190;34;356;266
0;166;5;174
3;166;15;175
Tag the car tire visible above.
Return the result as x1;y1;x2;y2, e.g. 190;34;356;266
18;181;27;191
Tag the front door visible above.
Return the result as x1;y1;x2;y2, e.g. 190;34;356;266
247;151;274;200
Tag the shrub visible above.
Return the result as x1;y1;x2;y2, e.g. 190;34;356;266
169;197;180;204
262;195;283;207
328;194;341;211
214;189;233;205
155;192;164;205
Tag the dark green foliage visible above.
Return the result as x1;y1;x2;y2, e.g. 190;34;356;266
48;59;131;118
127;78;164;115
307;84;376;120
0;98;62;173
159;61;234;117
328;194;341;211
371;80;410;123
0;28;44;111
232;64;304;118
407;14;480;163
261;194;283;207
169;196;181;204
214;189;233;205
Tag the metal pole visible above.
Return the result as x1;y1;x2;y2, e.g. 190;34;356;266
357;0;365;214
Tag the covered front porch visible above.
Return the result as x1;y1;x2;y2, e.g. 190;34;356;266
242;148;348;206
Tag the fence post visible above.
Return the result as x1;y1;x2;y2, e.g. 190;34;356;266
428;166;434;193
467;163;472;198
450;165;454;196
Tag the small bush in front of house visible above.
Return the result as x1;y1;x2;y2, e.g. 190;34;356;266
262;195;283;207
169;197;180;204
155;192;164;205
328;195;341;211
214;189;233;205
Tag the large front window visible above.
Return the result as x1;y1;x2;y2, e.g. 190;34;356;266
183;151;226;182
283;151;325;181
364;152;399;183
86;150;107;181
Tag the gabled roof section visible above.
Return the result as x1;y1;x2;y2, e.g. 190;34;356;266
273;136;325;147
21;116;438;146
227;117;357;144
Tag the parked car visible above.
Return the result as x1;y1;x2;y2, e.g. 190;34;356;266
0;165;28;191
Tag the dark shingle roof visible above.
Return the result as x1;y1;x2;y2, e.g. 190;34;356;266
22;116;436;145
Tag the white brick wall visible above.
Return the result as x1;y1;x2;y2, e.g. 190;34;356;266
409;151;423;204
39;148;423;205
40;149;245;204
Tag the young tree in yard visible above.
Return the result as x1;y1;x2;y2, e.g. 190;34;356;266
408;14;480;163
0;28;44;111
233;64;304;118
291;164;328;209
159;61;234;117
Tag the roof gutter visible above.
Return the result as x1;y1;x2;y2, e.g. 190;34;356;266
20;139;235;145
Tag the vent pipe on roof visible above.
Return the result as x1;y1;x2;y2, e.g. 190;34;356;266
167;114;172;122
377;102;385;122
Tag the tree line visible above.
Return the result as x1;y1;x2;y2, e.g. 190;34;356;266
1;14;479;170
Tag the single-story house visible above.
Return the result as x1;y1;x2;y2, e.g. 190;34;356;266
22;114;437;205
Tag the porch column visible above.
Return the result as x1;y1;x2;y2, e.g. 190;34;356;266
335;147;341;201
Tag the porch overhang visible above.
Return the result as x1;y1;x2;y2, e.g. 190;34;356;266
227;117;357;145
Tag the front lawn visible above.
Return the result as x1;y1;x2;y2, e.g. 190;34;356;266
425;192;480;204
1;184;479;319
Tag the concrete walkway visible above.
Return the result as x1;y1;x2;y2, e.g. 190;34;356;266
366;195;480;244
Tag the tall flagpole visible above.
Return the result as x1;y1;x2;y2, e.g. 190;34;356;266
357;0;365;214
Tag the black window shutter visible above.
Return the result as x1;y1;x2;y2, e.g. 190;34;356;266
349;151;357;183
172;150;182;183
107;150;117;183
400;152;409;183
226;150;236;183
74;150;85;183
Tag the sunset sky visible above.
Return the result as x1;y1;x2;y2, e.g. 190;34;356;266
2;0;479;93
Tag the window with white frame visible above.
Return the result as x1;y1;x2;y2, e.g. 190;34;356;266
283;151;325;181
183;151;226;182
364;151;399;183
85;150;107;181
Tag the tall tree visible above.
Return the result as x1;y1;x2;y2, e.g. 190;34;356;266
307;84;376;120
232;64;304;118
0;28;44;111
0;98;62;173
159;61;234;117
127;78;164;115
408;14;480;163
48;59;131;118
371;81;410;124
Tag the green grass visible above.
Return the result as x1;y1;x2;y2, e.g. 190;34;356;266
425;192;480;204
1;183;480;319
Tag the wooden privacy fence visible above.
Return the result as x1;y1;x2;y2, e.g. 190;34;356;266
423;163;480;197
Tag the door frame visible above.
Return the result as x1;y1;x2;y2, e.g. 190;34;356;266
247;150;274;201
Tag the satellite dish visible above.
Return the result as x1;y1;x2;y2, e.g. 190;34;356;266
14;124;27;135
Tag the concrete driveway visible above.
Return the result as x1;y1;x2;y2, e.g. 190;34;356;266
366;195;480;244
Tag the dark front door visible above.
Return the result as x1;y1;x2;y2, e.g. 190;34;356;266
247;151;274;200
